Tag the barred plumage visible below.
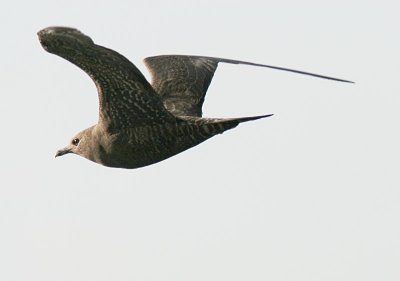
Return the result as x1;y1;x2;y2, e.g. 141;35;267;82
38;26;351;169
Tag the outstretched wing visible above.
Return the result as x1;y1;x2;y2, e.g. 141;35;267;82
144;55;353;117
38;27;175;131
144;56;218;117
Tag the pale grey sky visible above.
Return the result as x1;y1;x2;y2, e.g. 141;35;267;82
1;0;399;280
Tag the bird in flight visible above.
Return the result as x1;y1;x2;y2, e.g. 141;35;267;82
38;26;352;169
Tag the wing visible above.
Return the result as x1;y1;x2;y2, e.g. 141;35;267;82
144;55;354;117
38;27;175;131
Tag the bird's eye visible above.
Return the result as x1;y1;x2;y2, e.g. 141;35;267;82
72;138;80;146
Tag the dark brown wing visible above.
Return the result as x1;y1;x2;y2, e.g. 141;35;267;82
144;55;354;117
38;27;175;131
144;56;219;117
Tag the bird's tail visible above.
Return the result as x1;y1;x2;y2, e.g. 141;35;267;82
169;114;272;155
179;113;273;125
226;114;274;124
178;113;273;137
216;113;273;131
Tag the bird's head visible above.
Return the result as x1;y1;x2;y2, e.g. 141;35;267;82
55;127;95;160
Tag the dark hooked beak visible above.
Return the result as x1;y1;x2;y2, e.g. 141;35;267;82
55;147;72;158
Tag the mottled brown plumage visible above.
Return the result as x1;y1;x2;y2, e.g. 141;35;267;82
38;26;352;169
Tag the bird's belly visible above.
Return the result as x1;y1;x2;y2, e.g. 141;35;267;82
98;123;225;169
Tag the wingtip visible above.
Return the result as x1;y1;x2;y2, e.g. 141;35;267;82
333;78;355;84
37;26;94;50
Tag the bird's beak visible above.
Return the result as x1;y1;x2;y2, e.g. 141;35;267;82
55;147;72;158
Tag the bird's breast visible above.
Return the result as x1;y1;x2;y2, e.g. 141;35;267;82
94;122;227;169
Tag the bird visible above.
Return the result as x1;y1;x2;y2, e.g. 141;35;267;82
37;26;352;169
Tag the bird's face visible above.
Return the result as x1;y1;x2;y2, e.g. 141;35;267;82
55;128;93;160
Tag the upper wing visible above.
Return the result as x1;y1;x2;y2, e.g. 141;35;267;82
144;55;354;117
144;56;218;117
38;27;175;131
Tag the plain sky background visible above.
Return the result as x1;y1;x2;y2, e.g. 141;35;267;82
1;0;399;280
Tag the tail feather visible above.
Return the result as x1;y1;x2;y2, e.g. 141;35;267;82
172;114;273;151
178;113;273;126
189;114;273;137
227;113;274;124
215;114;273;132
